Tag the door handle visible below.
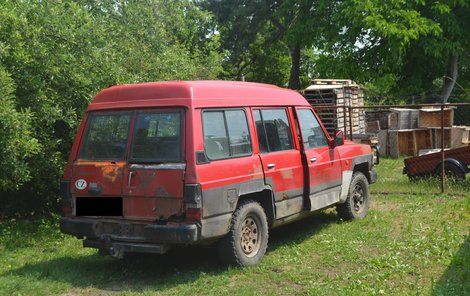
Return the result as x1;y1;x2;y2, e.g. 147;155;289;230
267;163;275;169
128;171;135;187
310;157;317;163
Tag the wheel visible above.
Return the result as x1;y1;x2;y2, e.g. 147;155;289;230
218;199;268;267
438;162;466;181
336;172;370;220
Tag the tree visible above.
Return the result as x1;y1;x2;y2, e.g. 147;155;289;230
313;0;469;103
0;0;222;217
203;0;334;89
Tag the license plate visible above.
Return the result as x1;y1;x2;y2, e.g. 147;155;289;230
76;197;123;216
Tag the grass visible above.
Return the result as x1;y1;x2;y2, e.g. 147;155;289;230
0;158;469;295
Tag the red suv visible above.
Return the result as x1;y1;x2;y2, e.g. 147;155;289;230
60;81;377;266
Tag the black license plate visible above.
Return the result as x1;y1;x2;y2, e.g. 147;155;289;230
76;197;123;216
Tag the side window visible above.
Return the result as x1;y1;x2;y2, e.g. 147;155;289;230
253;110;268;153
226;110;252;155
254;108;294;153
202;109;252;160
297;109;328;149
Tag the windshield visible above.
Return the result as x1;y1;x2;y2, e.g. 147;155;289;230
79;110;182;162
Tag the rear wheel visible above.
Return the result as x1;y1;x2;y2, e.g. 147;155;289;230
336;172;370;220
218;200;268;267
438;162;466;181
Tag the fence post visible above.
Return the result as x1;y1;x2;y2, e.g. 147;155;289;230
440;103;445;193
348;106;353;140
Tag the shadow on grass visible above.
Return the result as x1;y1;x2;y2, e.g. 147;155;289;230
4;211;337;293
433;235;470;296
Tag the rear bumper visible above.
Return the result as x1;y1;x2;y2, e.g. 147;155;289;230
60;217;199;244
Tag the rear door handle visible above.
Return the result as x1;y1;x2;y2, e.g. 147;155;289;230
310;157;317;163
267;163;275;169
128;171;135;187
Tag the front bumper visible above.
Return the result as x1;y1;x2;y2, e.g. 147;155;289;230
60;217;199;245
369;169;378;184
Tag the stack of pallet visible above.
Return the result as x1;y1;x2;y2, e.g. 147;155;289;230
370;107;470;158
302;79;365;136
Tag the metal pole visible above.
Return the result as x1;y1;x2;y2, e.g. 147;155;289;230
343;105;348;140
348;107;353;140
441;104;445;194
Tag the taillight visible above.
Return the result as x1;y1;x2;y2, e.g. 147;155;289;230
60;180;72;214
183;184;202;208
186;208;202;220
184;184;202;220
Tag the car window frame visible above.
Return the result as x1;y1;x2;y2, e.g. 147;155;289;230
77;110;133;161
296;107;330;150
253;107;296;154
128;108;185;164
201;108;253;161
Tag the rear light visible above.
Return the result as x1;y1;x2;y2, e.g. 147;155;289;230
60;180;72;215
183;184;202;208
184;184;202;221
186;208;202;220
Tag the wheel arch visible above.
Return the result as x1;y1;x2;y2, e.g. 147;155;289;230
237;189;275;227
353;162;371;183
435;158;467;174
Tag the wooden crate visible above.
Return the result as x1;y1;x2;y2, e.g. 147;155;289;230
390;109;419;130
366;120;380;133
304;79;365;135
418;108;454;128
378;129;388;156
388;129;432;158
352;133;378;146
429;126;470;148
365;110;396;130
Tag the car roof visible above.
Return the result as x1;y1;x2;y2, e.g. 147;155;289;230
88;80;310;111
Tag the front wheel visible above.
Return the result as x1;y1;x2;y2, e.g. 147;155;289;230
336;172;370;220
218;200;268;267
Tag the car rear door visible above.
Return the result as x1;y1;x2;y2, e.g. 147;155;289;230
121;109;186;221
296;108;342;211
71;111;131;216
253;108;305;219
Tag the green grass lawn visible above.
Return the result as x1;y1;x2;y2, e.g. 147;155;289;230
1;158;469;295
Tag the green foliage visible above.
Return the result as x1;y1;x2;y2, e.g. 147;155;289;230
0;0;222;217
0;67;40;192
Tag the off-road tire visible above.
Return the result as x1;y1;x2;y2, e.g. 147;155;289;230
336;172;370;220
217;199;268;267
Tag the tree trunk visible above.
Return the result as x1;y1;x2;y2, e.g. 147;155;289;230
440;52;458;103
288;44;301;90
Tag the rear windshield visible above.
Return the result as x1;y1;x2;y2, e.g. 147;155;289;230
130;112;182;162
79;111;182;162
80;112;131;160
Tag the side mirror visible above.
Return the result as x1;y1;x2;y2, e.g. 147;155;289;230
330;130;344;147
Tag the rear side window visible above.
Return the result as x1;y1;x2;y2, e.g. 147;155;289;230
254;109;293;153
130;112;182;162
202;109;252;160
80;113;131;160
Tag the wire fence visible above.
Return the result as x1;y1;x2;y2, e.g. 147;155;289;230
313;102;470;195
